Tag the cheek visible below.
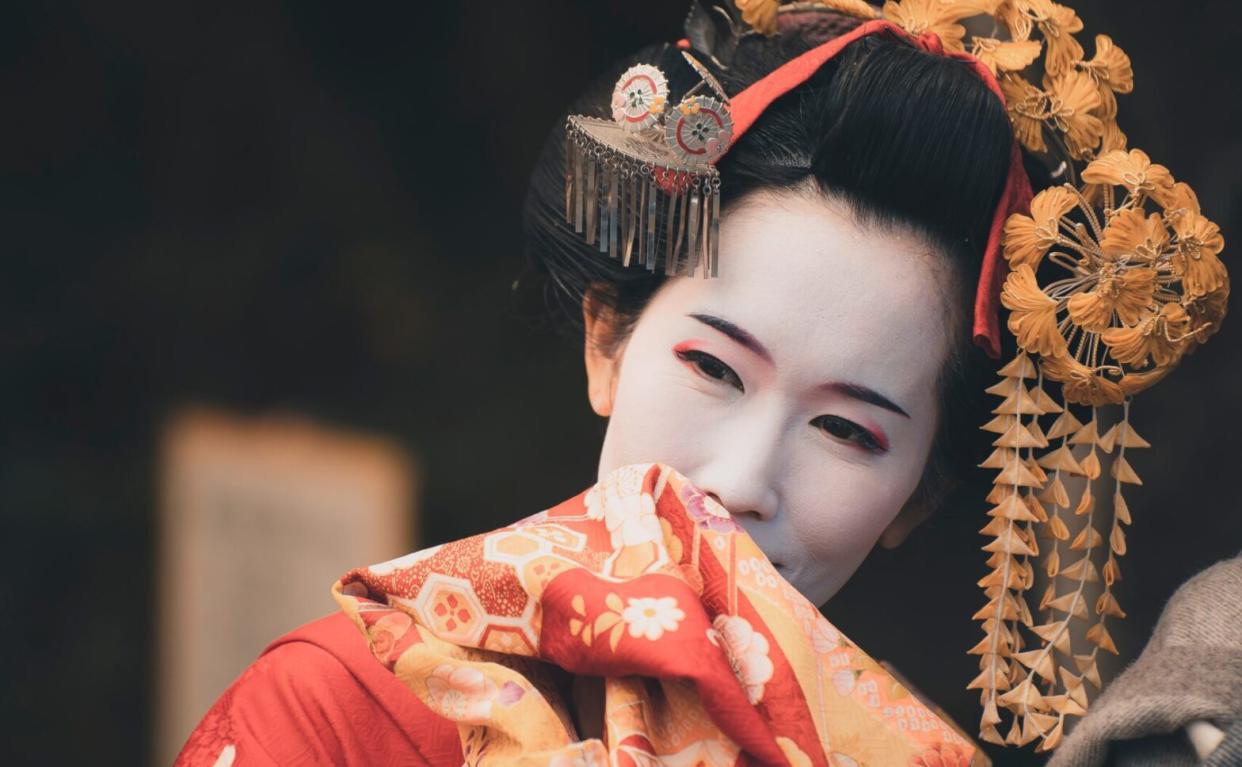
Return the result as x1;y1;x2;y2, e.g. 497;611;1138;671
783;451;927;566
597;338;717;478
792;478;890;550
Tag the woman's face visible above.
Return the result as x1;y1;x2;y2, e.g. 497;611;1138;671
584;188;957;606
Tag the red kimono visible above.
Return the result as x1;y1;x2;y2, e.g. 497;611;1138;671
174;612;463;766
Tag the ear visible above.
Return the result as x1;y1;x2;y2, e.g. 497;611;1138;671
582;289;626;417
877;501;933;550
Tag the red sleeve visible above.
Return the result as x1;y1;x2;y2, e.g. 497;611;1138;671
174;613;462;767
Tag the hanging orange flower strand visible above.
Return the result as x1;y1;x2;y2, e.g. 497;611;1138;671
973;141;1227;750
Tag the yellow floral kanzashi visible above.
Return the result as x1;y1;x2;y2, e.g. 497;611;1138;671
737;0;780;35
1066;265;1157;331
809;0;881;20
1039;353;1125;406
1002;264;1067;358
1153;180;1200;213
997;140;1226;408
999;0;1084;75
1078;34;1133;119
1003;185;1077;269
1118;364;1172;396
1000;73;1050;153
1099;118;1128;154
1043;69;1104;158
1099;208;1170;263
1081;149;1173;198
971;36;1042;76
1183;284;1230;349
1172;211;1227;298
883;0;1000;52
1101;302;1191;368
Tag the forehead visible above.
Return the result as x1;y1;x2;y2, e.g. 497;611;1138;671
655;190;955;402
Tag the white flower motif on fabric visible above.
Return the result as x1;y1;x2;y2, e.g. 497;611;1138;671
424;663;499;724
622;596;685;641
606;495;662;548
585;463;651;519
592;468;662;549
812;615;841;654
583;484;604;520
709;615;774;705
831;669;857;696
737;556;779;589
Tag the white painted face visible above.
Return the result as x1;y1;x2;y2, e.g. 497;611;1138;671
584;187;958;606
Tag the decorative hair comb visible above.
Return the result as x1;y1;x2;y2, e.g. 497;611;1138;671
564;52;733;278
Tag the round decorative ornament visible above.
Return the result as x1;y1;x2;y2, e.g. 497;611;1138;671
610;64;669;131
664;95;734;165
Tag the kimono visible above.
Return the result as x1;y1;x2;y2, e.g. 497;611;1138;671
177;463;981;766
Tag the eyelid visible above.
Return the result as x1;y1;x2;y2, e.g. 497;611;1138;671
813;414;889;454
673;346;744;391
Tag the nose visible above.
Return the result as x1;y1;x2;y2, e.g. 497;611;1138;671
692;440;782;522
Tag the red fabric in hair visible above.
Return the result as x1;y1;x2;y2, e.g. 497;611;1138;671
726;19;1033;359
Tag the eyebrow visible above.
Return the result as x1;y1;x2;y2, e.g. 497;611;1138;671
688;312;911;419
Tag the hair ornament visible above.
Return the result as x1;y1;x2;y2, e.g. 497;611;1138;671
563;1;1229;752
565;52;731;278
610;64;669;131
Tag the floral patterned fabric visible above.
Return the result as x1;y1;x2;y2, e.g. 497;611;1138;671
334;462;980;766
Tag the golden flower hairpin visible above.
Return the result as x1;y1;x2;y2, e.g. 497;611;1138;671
973;146;1226;751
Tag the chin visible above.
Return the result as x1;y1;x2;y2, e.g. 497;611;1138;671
785;566;841;608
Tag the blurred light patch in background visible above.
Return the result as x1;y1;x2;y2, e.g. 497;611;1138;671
155;409;416;764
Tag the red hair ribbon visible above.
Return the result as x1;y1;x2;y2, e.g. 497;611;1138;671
725;19;1033;359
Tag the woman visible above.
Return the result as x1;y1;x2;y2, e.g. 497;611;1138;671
177;2;1227;765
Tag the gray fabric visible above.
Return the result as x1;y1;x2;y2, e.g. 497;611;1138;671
1201;716;1242;767
1047;554;1242;767
1111;733;1197;767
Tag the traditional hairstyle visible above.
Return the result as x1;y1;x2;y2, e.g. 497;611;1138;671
523;23;1038;524
524;0;1229;752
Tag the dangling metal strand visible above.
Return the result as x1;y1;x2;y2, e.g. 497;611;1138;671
564;118;723;278
597;167;609;253
584;156;597;246
673;187;689;273
607;167;619;260
708;176;721;277
623;175;638;267
645;178;658;271
686;186;701;277
564;139;574;225
664;187;678;275
573;146;585;234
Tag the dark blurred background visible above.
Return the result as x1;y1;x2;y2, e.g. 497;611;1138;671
3;2;1239;765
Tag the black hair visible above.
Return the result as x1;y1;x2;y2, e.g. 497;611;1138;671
520;26;1042;520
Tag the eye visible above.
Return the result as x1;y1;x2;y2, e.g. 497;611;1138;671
675;349;744;392
812;414;886;454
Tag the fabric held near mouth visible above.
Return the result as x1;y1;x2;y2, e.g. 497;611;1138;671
318;462;980;766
